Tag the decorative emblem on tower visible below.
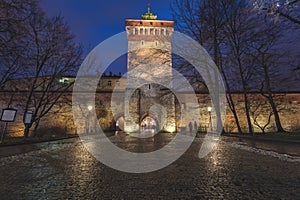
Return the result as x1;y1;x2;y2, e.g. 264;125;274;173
141;2;157;20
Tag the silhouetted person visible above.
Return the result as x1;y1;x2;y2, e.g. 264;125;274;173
194;121;198;134
189;122;193;135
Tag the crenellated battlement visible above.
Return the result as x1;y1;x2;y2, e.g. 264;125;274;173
126;19;174;28
126;19;174;43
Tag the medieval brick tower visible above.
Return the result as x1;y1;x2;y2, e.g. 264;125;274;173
124;4;176;133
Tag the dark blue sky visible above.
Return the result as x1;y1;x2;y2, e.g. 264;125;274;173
41;0;172;52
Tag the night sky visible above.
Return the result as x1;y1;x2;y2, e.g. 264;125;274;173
40;0;172;74
39;1;299;82
41;0;172;52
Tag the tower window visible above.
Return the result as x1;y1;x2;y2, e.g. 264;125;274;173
150;28;154;35
141;40;144;46
116;81;120;86
108;81;112;86
148;84;151;90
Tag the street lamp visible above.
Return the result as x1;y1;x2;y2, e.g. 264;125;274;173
87;105;93;111
87;105;93;133
207;106;212;132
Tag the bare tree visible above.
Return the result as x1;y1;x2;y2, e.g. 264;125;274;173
173;0;299;135
250;98;273;134
251;0;300;79
172;0;247;134
248;11;300;132
18;4;82;137
0;0;36;88
251;0;300;25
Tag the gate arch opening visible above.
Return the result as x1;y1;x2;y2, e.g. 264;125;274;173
115;116;125;131
140;115;159;133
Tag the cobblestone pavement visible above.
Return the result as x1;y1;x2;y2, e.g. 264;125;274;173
0;133;299;200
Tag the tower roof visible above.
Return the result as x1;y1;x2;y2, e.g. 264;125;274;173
141;2;157;20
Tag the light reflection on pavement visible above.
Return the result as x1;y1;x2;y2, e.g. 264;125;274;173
0;132;299;199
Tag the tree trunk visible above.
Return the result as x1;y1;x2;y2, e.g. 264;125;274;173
268;96;285;132
212;21;225;135
262;60;285;133
243;91;253;134
218;48;243;134
32;119;40;137
228;95;243;134
235;52;253;135
23;125;30;139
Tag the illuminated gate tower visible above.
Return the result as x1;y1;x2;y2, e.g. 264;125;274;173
124;4;176;133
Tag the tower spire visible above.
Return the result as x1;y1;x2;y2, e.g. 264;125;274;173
148;1;151;13
142;1;157;20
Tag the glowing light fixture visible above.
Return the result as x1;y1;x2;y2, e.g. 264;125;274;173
207;106;212;112
165;125;176;133
87;105;93;111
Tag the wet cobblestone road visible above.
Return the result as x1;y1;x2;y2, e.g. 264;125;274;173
0;133;299;200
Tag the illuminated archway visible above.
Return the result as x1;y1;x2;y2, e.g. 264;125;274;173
140;115;159;132
115;116;125;131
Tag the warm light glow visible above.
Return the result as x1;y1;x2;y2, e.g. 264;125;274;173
208;106;212;112
165;125;176;133
87;105;93;111
124;124;139;133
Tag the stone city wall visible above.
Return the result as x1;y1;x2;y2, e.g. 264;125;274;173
0;91;299;137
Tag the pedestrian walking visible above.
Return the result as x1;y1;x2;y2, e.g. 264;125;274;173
194;121;198;135
189;122;193;135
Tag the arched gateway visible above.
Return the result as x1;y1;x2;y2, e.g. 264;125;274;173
140;115;159;132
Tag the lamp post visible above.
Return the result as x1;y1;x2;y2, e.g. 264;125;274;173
207;106;212;132
87;105;93;133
